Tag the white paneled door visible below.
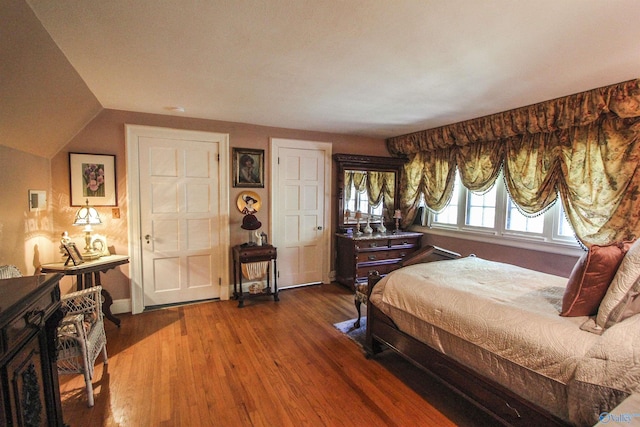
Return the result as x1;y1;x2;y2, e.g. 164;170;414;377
271;139;331;288
127;126;229;313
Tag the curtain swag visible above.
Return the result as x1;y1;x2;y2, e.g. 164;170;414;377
344;170;396;216
389;79;640;247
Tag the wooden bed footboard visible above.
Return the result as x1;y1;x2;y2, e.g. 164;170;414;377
365;271;569;427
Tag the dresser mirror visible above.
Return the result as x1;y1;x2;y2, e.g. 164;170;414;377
333;154;407;233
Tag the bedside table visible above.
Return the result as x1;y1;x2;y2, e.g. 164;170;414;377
232;244;278;307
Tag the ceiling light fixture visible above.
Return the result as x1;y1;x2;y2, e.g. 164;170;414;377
166;106;185;113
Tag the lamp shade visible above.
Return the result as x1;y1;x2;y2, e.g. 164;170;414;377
73;200;102;227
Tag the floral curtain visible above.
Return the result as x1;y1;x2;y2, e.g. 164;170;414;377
388;79;640;247
558;116;640;245
344;171;366;209
503;132;560;214
366;171;396;215
400;150;457;224
345;170;396;217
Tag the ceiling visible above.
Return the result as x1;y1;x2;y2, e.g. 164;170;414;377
5;1;640;157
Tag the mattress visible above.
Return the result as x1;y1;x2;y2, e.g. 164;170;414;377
369;257;640;425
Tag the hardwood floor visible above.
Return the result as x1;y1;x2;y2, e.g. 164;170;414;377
59;283;496;426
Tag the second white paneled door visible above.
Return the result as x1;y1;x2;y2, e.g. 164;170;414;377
271;138;332;288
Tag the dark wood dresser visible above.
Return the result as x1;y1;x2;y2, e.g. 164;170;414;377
0;273;65;426
335;231;422;289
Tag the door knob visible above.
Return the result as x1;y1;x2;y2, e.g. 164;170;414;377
316;226;323;230
144;234;151;244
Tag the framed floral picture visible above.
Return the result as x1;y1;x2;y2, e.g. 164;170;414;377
233;148;264;188
69;153;117;206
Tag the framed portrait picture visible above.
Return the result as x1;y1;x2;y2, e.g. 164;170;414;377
69;153;117;206
62;242;84;266
233;148;264;188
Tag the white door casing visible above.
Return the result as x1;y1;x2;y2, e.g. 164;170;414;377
126;125;230;314
270;138;332;288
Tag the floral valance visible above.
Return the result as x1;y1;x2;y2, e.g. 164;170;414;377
389;79;640;247
388;79;640;154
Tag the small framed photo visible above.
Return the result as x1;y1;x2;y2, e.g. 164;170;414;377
233;148;264;188
69;153;117;206
62;242;84;266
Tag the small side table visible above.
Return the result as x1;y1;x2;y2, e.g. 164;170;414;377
232;244;278;308
41;254;129;327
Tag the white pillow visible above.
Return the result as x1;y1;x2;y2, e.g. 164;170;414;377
596;239;640;329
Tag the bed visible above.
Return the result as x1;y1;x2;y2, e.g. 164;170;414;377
365;250;640;426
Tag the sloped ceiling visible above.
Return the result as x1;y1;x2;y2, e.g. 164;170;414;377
1;0;101;158
4;1;640;158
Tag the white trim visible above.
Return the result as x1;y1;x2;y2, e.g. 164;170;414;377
427;170;583;257
125;125;230;314
415;225;585;257
111;298;131;315
269;138;332;285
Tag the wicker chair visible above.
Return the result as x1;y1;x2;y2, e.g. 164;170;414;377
57;286;108;407
0;264;22;279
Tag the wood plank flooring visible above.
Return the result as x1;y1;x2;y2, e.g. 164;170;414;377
59;283;496;426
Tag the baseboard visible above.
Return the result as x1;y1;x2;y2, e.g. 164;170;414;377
111;298;131;315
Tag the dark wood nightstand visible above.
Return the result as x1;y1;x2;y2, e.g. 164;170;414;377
232;244;278;308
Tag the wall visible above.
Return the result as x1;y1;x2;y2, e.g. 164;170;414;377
0;145;55;274
419;232;579;277
3;107;581;306
50;109;390;301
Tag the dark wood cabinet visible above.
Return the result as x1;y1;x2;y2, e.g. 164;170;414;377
1;273;64;427
335;231;422;289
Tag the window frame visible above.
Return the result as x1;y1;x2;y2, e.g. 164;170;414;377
418;172;583;256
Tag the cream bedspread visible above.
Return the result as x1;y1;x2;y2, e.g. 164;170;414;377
369;257;640;426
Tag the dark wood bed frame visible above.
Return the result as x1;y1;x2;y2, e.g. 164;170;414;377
364;246;569;426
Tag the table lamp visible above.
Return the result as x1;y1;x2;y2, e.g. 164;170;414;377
73;199;102;260
393;209;402;233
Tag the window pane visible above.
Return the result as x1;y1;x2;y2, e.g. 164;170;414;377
434;206;458;224
349;187;384;218
357;191;368;213
346;182;357;212
466;186;496;228
434;177;459;225
558;204;575;237
505;199;544;233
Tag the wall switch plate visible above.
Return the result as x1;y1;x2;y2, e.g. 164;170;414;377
28;190;46;212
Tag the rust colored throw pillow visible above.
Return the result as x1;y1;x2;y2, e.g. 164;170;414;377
561;242;632;317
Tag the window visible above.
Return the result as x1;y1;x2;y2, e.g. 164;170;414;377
466;185;497;228
346;182;383;216
506;199;544;233
557;208;575;238
427;171;579;251
433;177;460;225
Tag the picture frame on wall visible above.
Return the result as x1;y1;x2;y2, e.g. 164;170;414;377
69;153;117;206
233;148;264;188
